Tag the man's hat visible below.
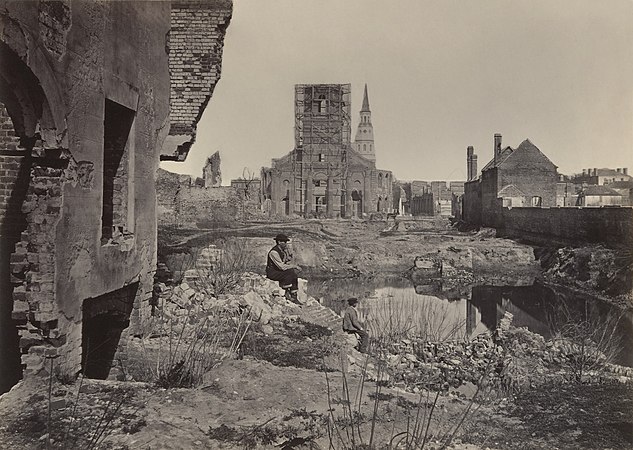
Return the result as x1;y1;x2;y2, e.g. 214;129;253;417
347;297;359;305
275;233;290;242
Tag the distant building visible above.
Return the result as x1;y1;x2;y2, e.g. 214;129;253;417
556;178;579;207
261;84;393;218
574;168;631;186
450;181;465;196
409;180;464;216
577;185;623;207
608;181;633;206
411;181;430;197
463;134;558;226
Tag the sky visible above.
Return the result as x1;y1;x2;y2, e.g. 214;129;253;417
161;0;633;184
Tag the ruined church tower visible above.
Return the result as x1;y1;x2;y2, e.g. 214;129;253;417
353;84;375;162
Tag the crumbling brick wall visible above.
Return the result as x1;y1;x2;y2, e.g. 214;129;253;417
1;1;233;391
0;102;30;392
163;0;232;161
157;168;243;227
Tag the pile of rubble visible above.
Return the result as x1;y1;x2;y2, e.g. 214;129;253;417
383;333;504;390
377;311;633;393
152;272;312;331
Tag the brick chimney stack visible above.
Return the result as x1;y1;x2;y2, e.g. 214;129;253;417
624;168;628;175
466;146;477;181
493;133;502;165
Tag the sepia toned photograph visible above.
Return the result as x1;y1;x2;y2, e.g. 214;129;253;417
0;0;632;448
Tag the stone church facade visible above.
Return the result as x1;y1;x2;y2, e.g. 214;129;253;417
261;84;392;218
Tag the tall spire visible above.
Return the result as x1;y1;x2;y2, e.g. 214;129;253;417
361;83;370;112
354;84;375;162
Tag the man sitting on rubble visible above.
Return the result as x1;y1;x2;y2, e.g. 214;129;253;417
342;297;369;353
266;233;302;303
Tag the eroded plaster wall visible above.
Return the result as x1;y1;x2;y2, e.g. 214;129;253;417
1;0;172;386
1;0;233;390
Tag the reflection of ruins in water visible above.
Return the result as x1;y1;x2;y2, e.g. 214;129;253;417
309;277;633;366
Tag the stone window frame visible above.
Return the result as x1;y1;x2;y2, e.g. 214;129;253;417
101;76;139;247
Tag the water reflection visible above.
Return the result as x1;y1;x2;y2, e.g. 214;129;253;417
307;277;633;367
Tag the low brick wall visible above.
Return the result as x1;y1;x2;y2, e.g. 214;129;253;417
499;206;633;248
157;169;245;226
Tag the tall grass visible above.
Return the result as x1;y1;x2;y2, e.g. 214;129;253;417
324;352;489;449
360;288;468;346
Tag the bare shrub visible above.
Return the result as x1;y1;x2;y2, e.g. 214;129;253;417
131;296;253;388
193;238;250;297
548;300;624;383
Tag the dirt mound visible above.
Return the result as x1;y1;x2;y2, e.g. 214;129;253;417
537;245;633;301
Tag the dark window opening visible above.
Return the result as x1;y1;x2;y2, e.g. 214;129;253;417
82;283;138;379
102;99;135;243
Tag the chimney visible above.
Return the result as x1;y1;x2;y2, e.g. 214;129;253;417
467;146;477;181
624;168;628;176
593;168;598;176
582;169;587;176
493;134;502;165
617;168;622;173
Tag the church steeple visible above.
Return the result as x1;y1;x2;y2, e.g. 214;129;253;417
353;84;375;162
361;83;370;112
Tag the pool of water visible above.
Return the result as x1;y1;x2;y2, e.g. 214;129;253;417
307;277;633;367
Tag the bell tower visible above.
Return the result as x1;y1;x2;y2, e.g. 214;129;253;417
353;84;375;162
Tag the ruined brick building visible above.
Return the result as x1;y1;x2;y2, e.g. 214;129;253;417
261;84;393;218
0;0;232;393
463;134;558;227
460;134;632;247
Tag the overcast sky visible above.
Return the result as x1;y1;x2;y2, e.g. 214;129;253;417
161;0;633;183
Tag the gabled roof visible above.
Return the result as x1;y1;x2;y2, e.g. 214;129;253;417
481;139;556;172
481;146;513;172
582;185;621;196
497;184;526;198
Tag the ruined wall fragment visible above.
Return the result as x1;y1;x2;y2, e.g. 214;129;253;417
162;0;233;161
0;1;173;389
203;151;222;187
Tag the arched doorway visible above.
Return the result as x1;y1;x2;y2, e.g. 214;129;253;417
0;41;58;393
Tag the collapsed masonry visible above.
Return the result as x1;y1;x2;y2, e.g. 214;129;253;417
0;0;232;393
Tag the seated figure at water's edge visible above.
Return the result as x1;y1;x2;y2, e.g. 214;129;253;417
266;233;302;303
342;297;369;353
